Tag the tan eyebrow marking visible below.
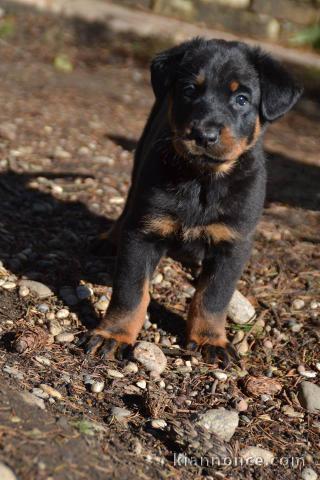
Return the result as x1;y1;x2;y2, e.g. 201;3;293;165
229;81;239;92
195;70;206;86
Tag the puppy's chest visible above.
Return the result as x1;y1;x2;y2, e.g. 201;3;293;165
144;181;239;244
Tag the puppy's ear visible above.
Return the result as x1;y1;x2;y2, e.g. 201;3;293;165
151;37;204;100
253;49;303;122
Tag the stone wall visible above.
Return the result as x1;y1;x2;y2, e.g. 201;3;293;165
113;0;320;42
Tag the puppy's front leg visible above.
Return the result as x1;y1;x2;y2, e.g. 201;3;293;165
81;229;164;359
187;240;252;367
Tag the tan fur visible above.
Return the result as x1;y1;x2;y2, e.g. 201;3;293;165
95;280;150;344
229;80;239;92
187;287;228;347
195;70;206;86
142;215;179;237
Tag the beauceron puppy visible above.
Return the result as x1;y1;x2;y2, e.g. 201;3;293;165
79;38;302;366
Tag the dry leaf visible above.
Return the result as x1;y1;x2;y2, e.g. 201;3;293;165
244;375;282;397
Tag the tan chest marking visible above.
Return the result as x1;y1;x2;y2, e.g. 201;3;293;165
142;215;179;236
143;215;238;244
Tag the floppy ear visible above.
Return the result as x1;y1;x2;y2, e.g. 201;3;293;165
253;49;303;122
151;37;204;100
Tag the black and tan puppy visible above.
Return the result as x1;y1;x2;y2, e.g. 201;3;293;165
80;38;302;366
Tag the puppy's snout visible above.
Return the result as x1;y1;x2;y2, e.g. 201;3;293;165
188;126;220;148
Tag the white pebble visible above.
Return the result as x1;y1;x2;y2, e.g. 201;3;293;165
107;369;124;379
56;309;69;320
55;332;75;343
136;380;147;389
316;363;320;372
151;419;167;429
34;356;51;366
91;381;105;393
0;462;17;480
152;273;163;285
3;282;16;290
302;467;318;480
159;380;166;389
292;299;305;310
213;371;228;381
19;286;30;297
124;362;139;374
310;301;319;310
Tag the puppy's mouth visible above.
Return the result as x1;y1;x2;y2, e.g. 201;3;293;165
172;137;235;163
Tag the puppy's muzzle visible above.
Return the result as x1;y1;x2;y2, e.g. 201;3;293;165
187;125;220;149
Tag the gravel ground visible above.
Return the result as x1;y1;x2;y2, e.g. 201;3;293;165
0;8;319;480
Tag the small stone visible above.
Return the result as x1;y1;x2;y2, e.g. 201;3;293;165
310;301;319;310
292;299;305;310
151;419;167;429
2;282;16;290
124;362;139;374
299;381;320;413
0;463;17;480
59;286;79;306
152;273;163;285
240;446;274;465
107;369;124;379
49;320;62;337
232;330;245;344
94;155;114;166
235;398;248;412
94;299;109;311
236;338;249;355
52;184;63;195
76;285;93;300
316;363;320;372
55;333;74;343
19;280;53;299
196;407;239;441
136;380;147;389
20;391;46;410
301;467;318;480
298;365;317;378
46;312;55;321
159;380;166;389
213;371;228;381
133;341;167;375
91;381;105;393
37;303;49;313
263;340;273;349
291;323;303;333
32;388;49;399
78;146;90;156
56;309;69;320
111;406;132;419
227;290;255;324
19;286;30;297
40;384;62;399
159;336;171;347
34;356;51;366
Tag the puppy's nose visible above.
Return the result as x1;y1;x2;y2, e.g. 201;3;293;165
190;126;220;148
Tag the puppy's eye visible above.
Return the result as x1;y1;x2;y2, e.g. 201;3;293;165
235;94;248;106
183;85;196;97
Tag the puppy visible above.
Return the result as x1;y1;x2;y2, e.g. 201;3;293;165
81;38;302;366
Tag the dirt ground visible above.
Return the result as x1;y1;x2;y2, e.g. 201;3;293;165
0;7;319;480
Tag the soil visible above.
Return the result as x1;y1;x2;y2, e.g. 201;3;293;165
0;8;319;480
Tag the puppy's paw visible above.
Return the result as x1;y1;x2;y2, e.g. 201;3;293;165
186;340;239;368
76;331;132;360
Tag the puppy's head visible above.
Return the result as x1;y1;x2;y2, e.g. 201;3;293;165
151;38;302;172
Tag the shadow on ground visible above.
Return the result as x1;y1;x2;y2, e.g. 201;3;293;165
0;170;186;335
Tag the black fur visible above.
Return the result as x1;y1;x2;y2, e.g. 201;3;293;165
84;38;302;366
